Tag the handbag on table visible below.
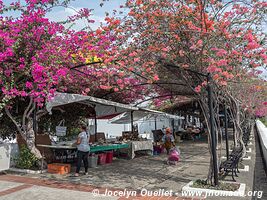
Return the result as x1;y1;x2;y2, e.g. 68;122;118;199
56;119;67;136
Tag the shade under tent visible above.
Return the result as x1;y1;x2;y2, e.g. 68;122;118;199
109;108;183;133
46;92;138;140
109;108;183;124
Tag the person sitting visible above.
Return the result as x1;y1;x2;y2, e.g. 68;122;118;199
191;126;201;141
162;127;175;154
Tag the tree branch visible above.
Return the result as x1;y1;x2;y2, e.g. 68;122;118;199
5;106;23;135
26;102;36;119
23;97;33;131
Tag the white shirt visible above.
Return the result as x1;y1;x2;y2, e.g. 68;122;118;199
77;131;90;152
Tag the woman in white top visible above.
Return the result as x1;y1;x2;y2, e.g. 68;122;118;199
75;125;90;177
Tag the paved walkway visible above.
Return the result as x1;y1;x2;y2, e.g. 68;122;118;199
0;129;264;200
10;140;210;193
0;175;194;200
0;140;209;200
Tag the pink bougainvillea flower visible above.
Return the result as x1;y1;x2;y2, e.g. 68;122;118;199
195;85;202;93
25;82;33;89
153;75;159;81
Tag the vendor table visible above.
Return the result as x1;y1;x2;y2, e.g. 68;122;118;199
90;143;129;152
37;143;129;152
128;140;153;159
37;144;76;164
37;143;129;162
37;144;76;150
37;143;129;172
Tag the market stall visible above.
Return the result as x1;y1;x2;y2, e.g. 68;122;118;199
37;143;129;163
46;92;138;140
34;92;141;172
109;108;183;156
34;92;183;174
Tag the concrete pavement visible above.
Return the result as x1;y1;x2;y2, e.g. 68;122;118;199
0;181;116;200
1;128;265;200
0;176;192;200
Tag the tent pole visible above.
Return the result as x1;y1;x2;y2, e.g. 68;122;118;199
94;114;97;142
154;116;157;130
172;118;175;139
131;111;134;132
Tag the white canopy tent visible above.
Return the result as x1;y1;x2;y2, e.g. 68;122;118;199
109;108;184;139
140;108;184;120
46;92;138;117
46;92;139;136
45;92;183;135
109;108;184;124
108;110;150;124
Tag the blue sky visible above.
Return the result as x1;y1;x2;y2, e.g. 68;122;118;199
46;0;127;30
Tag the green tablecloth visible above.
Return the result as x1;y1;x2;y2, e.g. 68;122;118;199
90;143;129;153
37;143;129;153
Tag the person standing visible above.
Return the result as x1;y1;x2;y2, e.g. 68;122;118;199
75;125;90;177
162;127;175;154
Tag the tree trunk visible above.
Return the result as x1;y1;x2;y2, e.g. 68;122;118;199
199;99;218;185
230;96;246;157
5;105;44;167
229;100;238;147
25;120;43;159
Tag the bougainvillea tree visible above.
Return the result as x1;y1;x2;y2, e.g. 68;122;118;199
0;0;147;160
97;0;267;184
1;0;267;179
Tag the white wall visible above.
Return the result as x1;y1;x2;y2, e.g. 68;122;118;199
138;117;169;135
96;117;183;140
138;116;182;139
256;120;267;168
96;119;131;138
0;143;11;171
